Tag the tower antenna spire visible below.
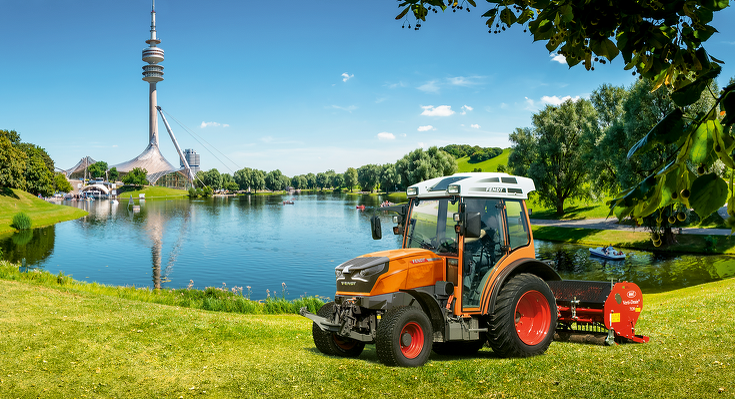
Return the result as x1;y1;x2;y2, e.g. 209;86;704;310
142;0;164;147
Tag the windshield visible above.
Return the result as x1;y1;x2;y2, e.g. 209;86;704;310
405;198;459;255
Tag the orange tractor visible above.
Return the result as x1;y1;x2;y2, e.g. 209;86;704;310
301;173;648;367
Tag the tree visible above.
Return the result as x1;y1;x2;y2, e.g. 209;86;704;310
54;173;73;193
122;167;149;186
380;163;400;193
332;174;345;190
509;99;598;215
316;172;329;190
265;170;283;191
108;167;119;182
358;164;381;192
396;0;735;231
251;169;266;192
343;167;358;192
87;161;108;179
0;135;27;190
25;151;54;197
235;168;252;191
305;173;317;190
279;174;291;190
394;146;457;187
202;169;222;190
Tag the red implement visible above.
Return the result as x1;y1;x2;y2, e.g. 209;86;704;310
549;280;649;345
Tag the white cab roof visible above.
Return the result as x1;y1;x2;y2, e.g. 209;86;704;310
407;172;535;200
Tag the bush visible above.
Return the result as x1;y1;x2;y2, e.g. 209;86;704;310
11;212;32;230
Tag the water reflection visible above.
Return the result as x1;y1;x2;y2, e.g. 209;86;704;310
1;194;733;298
535;241;735;293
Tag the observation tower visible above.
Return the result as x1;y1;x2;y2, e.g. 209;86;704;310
112;1;189;186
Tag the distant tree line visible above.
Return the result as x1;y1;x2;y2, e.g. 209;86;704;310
0;129;72;197
192;146;458;194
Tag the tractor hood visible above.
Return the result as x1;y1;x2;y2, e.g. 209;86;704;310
335;248;443;296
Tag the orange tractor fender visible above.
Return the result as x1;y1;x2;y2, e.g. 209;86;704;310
481;258;562;316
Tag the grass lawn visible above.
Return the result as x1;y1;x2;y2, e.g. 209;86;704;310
456;148;511;173
116;186;188;200
0;272;732;398
0;188;87;236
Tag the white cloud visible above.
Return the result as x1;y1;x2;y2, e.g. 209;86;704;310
200;121;230;128
331;105;358;113
417;125;434;132
421;105;455;117
418;142;426;148
417;81;440;93
550;53;567;64
460;105;473;115
471;124;480;129
447;76;483;86
386;81;406;89
541;95;581;106
377;132;395;140
341;72;354;82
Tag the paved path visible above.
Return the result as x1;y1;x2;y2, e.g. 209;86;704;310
531;206;732;236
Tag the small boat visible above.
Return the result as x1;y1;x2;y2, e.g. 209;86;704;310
589;246;626;260
283;200;294;205
356;205;366;211
380;200;394;208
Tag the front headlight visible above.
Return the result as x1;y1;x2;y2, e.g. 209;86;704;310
359;263;386;278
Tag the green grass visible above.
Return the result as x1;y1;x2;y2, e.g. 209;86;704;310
117;186;188;200
532;225;735;255
456;148;511;173
0;188;87;235
1;265;733;398
0;261;325;316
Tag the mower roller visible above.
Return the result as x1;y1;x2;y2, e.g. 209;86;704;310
550;280;650;345
301;172;649;367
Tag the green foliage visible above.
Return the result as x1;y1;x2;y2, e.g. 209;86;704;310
344;167;358;192
509;99;598;215
395;146;457;187
53;173;73;193
122;167;149;186
379;163;400;192
704;235;719;253
357;164;381;192
265;169;284;191
87;161;108;179
468;147;503;163
11;212;32;230
0;134;28;190
108;166;119;182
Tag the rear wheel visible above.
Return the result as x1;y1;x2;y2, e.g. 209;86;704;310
376;306;433;367
312;302;365;357
488;273;557;358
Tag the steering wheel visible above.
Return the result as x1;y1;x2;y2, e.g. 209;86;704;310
436;237;456;253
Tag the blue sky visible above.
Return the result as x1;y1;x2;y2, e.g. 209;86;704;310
2;1;735;177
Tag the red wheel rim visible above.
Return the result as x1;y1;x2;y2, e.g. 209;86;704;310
400;322;424;359
514;290;551;346
332;335;357;350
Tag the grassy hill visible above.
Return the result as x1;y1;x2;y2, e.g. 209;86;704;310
0;188;87;236
456;148;511;173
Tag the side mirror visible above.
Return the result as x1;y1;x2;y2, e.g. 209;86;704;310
370;216;382;240
464;212;482;238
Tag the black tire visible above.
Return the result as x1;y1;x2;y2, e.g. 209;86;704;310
312;302;365;358
487;273;557;358
376;306;433;367
432;336;486;356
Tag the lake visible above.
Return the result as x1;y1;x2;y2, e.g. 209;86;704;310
2;193;734;299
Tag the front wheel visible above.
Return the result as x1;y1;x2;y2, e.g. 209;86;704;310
312;302;365;358
376;306;433;367
487;273;557;358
